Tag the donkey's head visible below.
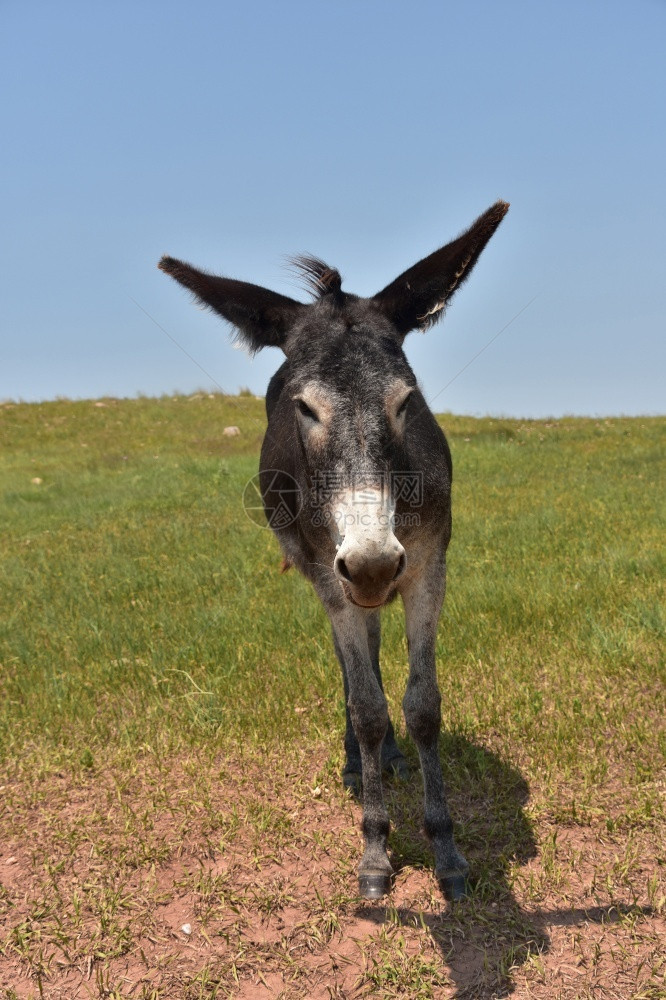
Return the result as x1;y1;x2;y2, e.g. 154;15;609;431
159;201;508;608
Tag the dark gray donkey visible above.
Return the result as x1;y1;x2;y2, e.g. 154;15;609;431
159;200;509;901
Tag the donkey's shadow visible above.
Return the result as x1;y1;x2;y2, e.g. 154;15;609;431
361;733;547;998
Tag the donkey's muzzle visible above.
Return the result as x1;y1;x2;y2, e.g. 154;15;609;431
334;544;406;607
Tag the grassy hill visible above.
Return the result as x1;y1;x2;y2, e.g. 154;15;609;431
0;395;664;998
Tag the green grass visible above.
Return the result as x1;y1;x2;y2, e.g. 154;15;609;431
1;399;663;783
0;394;664;998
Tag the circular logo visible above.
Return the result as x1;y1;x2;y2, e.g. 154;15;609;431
242;470;303;530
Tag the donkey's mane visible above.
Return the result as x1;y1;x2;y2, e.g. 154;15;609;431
289;254;343;300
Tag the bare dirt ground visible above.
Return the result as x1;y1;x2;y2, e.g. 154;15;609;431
1;744;664;999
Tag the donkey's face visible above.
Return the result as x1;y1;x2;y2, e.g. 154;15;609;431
283;296;417;606
159;201;509;607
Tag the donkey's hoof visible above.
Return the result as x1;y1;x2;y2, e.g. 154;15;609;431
439;873;469;902
383;756;410;781
358;873;392;899
342;771;362;799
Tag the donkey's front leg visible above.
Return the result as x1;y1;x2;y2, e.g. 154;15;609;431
402;558;469;901
334;610;408;794
331;606;392;899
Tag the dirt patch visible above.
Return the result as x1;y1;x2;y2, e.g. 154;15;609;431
1;744;664;998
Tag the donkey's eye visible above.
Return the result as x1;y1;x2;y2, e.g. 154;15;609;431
396;393;412;418
296;398;318;422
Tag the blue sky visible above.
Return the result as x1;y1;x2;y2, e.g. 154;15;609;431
2;0;664;417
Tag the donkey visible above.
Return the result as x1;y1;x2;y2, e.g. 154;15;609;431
158;200;508;900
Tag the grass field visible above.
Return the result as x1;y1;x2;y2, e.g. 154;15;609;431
0;394;664;999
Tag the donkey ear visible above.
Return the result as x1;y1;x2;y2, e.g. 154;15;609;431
373;201;509;337
158;256;305;354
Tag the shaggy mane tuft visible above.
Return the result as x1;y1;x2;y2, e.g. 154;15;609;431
289;254;343;299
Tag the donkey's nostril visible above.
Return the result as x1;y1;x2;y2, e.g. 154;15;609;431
336;557;353;583
393;551;407;581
